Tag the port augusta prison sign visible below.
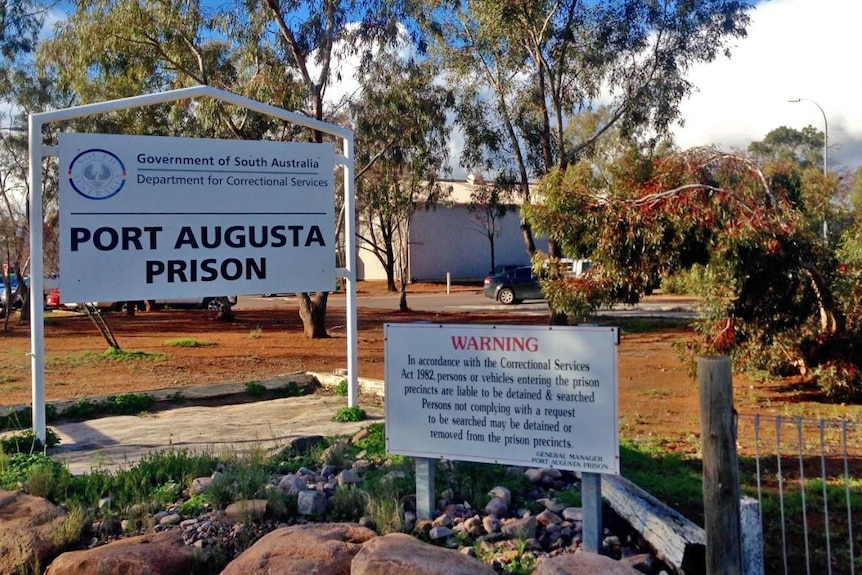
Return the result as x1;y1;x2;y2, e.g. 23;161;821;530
384;323;620;474
59;132;335;302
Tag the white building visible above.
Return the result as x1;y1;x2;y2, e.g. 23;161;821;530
356;178;548;282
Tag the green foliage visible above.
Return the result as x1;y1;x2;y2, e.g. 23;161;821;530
164;338;214;348
178;494;210;517
51;501;88;547
201;459;270;509
353;423;386;458
62;394;156;420
271;381;308;398
49;349;165;368
332;407;366;423
333;380;348;397
442;461;531;511
529;146;862;400
619;439;703;518
330;486;369;522
249;326;263;339
364;484;405;535
0;428;60;454
245;381;266;398
748;125;825;170
555;487;582;508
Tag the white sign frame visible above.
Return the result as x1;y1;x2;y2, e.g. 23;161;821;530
384;323;620;474
59;133;336;302
28;85;361;441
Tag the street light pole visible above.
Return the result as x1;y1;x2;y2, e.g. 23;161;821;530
788;98;829;239
787;98;828;176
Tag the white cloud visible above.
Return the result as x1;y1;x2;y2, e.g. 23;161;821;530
672;0;862;170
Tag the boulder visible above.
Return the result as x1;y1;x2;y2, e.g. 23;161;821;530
351;532;496;575
533;551;643;575
223;499;268;523
221;522;375;575
44;530;196;575
0;490;66;575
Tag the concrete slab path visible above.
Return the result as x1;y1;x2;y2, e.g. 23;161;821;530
49;392;384;475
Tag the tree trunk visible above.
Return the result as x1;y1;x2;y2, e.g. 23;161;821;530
215;297;234;321
297;292;330;338
802;265;839;335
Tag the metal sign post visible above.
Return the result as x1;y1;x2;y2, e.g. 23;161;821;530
28;85;360;441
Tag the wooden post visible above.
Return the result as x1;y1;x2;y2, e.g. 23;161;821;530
699;356;742;575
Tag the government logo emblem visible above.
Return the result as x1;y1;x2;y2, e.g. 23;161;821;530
68;148;126;200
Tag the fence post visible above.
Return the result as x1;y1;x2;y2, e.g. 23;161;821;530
740;496;764;575
699;356;742;575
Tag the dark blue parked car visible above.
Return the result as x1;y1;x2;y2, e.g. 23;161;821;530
482;266;544;305
0;275;28;309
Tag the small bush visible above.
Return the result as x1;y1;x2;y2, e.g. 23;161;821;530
0;428;60;454
333;380;348;396
271;381;307;398
332;407;366;423
245;381;266;398
108;394;156;415
249;326;263;339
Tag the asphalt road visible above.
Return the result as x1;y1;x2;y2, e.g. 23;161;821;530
236;290;697;318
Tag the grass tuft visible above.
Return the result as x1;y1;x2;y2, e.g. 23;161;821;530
164;338;215;348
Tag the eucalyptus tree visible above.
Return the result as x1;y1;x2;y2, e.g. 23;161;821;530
0;0;46;61
40;0;406;335
419;0;752;261
351;51;452;307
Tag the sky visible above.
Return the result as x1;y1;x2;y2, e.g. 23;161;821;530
671;0;862;172
29;0;862;177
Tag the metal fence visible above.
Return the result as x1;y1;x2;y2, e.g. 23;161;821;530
736;413;862;575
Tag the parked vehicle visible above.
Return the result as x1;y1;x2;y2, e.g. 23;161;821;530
0;275;28;309
57;295;238;311
482;266;544;305
94;296;239;311
45;288;61;309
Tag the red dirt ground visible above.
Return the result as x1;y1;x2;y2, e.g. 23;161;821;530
0;283;858;456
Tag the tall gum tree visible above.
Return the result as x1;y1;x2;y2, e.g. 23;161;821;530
351;51;452;302
417;0;751;323
41;0;402;336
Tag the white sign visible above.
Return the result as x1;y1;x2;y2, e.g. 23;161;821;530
385;323;619;474
59;133;335;302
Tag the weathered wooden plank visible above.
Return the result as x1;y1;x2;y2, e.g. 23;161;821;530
601;474;705;574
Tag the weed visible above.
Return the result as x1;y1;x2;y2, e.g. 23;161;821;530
49;348;166;368
330;486;369;521
168;392;187;404
179;494;210;517
51;502;88;547
271;381;307;398
164;338;214;348
320;441;352;469
333;379;348;396
332;407;366;423
249;326;263;339
555;487;582;508
245;381;266;398
365;484;405;534
61;394;156;420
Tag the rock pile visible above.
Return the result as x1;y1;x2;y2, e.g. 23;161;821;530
1;433;671;574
